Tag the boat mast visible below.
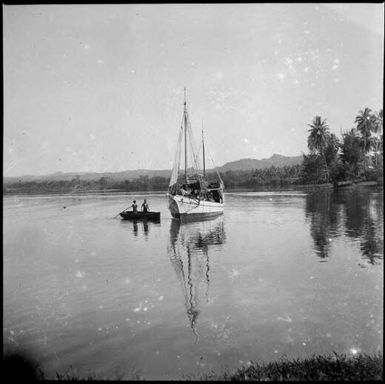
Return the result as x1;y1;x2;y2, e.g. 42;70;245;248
202;120;206;178
184;87;188;184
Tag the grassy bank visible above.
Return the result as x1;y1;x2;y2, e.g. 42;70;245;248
3;353;382;381
201;353;383;381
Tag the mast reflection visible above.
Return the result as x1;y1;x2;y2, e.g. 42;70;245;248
168;216;225;342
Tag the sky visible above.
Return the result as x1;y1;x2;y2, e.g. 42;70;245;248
3;3;384;177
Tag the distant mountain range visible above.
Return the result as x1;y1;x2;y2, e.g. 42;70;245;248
4;154;303;184
218;153;303;172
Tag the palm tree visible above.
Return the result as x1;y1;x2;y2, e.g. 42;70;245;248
324;133;340;165
308;116;330;154
372;109;383;167
355;108;374;169
373;109;383;134
307;116;330;182
341;128;364;178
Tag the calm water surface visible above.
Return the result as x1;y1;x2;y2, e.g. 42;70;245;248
3;187;383;379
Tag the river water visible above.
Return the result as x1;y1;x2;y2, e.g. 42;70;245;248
3;187;383;379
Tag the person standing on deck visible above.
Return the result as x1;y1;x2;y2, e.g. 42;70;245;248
141;199;149;213
132;200;138;213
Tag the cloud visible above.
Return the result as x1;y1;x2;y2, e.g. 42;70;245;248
277;73;286;80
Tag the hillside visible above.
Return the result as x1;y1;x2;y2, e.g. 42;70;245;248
218;154;303;172
3;154;303;184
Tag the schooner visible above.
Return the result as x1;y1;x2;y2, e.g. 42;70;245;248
167;90;225;219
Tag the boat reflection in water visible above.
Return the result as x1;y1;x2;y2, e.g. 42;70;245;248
168;216;226;342
120;219;160;240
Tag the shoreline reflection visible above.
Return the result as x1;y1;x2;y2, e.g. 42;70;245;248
305;188;383;264
168;217;226;342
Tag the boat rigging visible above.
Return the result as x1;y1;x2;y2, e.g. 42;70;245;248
167;89;225;220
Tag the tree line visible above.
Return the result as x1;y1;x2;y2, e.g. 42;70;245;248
3;175;170;194
2;165;306;194
4;107;382;194
301;107;383;185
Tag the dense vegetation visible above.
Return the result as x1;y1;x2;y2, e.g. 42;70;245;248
3;166;305;194
3;108;382;194
3;352;382;381
209;353;383;381
3;175;170;194
301;108;383;185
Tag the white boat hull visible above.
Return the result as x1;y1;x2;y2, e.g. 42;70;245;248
168;194;224;219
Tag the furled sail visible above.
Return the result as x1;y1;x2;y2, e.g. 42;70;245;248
185;111;201;172
169;122;183;187
169;104;202;188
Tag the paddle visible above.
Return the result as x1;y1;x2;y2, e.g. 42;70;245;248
114;205;131;218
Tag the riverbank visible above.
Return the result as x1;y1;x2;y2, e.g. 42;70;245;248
203;353;383;381
3;180;383;196
4;353;382;381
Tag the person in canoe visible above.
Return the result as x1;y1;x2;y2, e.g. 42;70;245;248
141;199;149;213
131;200;138;213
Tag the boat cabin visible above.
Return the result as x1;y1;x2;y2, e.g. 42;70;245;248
169;178;223;203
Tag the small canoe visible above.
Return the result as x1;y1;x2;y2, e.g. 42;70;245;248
120;211;160;221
